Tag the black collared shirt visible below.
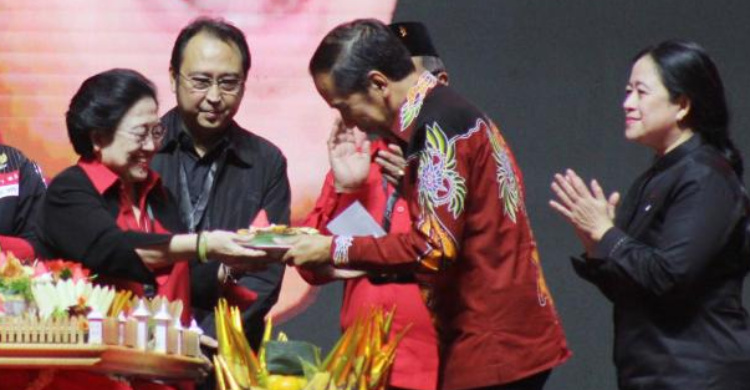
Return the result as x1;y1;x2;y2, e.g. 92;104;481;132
573;135;750;389
176;130;229;209
152;108;291;348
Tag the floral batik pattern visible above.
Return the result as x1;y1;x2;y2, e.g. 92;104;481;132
485;120;521;224
399;72;438;132
419;123;467;219
415;122;467;270
531;248;555;307
481;120;551;306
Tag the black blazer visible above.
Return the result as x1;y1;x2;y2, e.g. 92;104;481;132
573;136;750;389
35;165;220;310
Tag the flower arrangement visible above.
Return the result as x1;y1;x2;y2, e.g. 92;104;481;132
0;251;205;382
0;251;117;319
0;251;34;315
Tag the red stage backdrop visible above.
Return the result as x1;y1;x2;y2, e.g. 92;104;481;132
0;0;397;322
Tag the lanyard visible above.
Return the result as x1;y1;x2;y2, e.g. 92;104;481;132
381;177;400;233
178;152;219;233
143;203;154;233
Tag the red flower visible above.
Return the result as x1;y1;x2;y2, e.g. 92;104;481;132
36;260;91;282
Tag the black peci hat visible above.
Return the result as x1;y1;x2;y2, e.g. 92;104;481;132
389;21;440;57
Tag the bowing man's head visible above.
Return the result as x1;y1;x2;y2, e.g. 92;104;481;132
309;19;419;141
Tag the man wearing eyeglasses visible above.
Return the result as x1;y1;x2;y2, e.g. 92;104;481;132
151;17;291;353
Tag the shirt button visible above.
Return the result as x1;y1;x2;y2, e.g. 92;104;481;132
396;206;405;213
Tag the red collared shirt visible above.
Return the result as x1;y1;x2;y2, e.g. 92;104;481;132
302;139;439;390
330;73;571;390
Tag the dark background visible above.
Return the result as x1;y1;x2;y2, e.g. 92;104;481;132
279;2;750;389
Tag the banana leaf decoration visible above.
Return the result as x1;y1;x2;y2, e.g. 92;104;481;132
216;355;243;390
333;320;365;387
214;355;229;390
258;315;274;387
215;298;262;388
214;301;407;390
369;324;411;390
323;312;361;371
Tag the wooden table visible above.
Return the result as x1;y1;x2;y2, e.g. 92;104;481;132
0;343;208;381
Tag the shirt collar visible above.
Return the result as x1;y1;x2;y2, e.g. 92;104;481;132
222;125;255;166
77;158;162;199
390;71;439;143
160;107;254;167
651;134;703;172
176;128;230;162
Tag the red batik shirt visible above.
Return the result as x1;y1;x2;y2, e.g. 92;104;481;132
330;72;571;390
302;139;439;390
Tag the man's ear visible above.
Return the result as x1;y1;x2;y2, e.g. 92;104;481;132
367;70;390;96
437;71;450;86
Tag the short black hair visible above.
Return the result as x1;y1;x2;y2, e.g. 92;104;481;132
309;19;415;95
66;69;157;159
170;17;251;76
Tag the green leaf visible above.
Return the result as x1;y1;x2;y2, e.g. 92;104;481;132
59;268;73;281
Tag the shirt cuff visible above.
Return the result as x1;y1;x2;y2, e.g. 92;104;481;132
570;253;602;282
0;236;35;260
592;227;628;259
330;235;354;267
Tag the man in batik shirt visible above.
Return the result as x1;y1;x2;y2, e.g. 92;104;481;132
284;19;570;390
301;21;446;390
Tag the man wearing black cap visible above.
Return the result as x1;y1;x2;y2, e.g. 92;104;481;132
301;21;446;390
389;21;449;85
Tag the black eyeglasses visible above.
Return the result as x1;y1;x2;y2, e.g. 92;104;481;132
178;73;244;95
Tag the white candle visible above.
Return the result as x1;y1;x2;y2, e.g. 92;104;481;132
87;308;104;345
171;317;184;355
132;299;151;350
117;312;126;345
153;302;171;354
